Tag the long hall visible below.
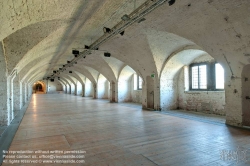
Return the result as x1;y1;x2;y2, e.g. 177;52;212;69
2;93;250;166
1;0;250;165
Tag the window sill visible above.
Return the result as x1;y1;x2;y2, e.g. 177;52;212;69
185;90;225;94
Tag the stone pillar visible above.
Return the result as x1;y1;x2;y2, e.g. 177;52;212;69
93;83;97;99
154;75;161;110
0;41;10;126
115;81;118;102
68;85;71;94
21;82;25;106
142;81;147;109
13;76;20;117
20;81;23;109
82;84;85;97
225;75;243;126
25;83;28;101
10;76;14;121
75;83;77;95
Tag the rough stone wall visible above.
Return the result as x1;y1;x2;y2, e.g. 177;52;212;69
97;80;109;99
178;68;226;115
85;79;93;97
47;80;62;93
160;78;178;111
131;90;142;103
76;81;82;96
177;55;226;115
70;83;75;94
118;77;132;102
0;42;8;126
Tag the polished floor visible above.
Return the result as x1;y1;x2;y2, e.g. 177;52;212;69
3;94;250;166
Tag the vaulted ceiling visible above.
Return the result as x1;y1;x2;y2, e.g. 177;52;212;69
1;0;249;85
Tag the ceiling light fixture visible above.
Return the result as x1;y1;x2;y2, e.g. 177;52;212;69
72;50;79;55
103;27;112;33
104;52;111;57
168;0;175;6
120;31;125;36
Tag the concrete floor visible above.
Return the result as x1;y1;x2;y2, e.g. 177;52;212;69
2;94;250;166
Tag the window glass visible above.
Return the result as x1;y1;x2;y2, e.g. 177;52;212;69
134;74;137;90
215;63;224;89
192;66;198;89
199;65;207;89
138;76;142;89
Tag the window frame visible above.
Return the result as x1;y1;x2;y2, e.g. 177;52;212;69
189;62;209;91
137;75;142;90
189;62;224;91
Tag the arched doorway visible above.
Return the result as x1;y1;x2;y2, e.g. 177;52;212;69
33;81;46;93
35;83;43;92
242;64;250;126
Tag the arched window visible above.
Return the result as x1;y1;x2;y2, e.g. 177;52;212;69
134;74;142;90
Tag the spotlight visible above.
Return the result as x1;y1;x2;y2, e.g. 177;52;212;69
53;70;56;73
85;45;90;49
72;50;79;55
168;0;175;6
69;71;72;73
121;14;130;21
103;27;112;33
104;52;111;57
120;31;125;36
138;18;146;23
67;61;70;64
